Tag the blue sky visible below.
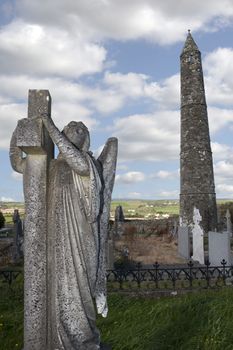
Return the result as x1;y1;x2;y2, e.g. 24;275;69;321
2;1;233;201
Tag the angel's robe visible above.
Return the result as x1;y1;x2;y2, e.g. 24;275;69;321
47;152;107;350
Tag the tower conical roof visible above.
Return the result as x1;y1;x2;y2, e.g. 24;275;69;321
181;31;199;55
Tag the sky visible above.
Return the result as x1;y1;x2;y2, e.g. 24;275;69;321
2;1;233;201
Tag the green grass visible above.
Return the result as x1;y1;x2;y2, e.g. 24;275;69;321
110;199;233;218
110;200;180;218
2;199;233;219
0;276;23;350
2;283;233;350
97;289;233;350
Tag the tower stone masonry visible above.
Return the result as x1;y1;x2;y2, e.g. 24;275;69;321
180;31;217;233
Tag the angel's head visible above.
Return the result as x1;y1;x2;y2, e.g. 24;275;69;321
62;121;90;151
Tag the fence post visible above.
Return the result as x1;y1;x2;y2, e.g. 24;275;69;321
188;260;193;288
221;259;227;286
136;262;142;288
154;262;159;289
206;259;210;288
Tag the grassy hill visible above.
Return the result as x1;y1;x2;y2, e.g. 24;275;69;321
2;199;233;220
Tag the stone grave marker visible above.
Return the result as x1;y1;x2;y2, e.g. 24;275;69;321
178;226;190;259
192;207;205;264
226;209;232;237
208;231;231;266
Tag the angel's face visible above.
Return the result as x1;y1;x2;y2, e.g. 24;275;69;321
63;123;87;150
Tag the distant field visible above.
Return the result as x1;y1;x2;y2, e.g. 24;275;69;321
111;199;233;218
0;202;24;209
1;199;233;220
110;199;180;218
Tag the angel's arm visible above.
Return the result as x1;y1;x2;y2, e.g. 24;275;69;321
9;127;26;174
42;116;89;176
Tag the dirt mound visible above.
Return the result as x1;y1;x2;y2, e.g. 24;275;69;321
115;234;187;265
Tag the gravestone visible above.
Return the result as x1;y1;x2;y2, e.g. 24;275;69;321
10;90;117;350
226;209;232;237
208;231;231;266
178;226;190;259
172;220;178;238
115;205;124;222
12;209;23;260
106;239;114;269
114;205;124;237
192;207;205;264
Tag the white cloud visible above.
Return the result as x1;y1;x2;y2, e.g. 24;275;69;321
151;169;179;179
112;111;180;162
214;158;233;198
216;184;233;198
215;159;233;180
0;20;106;78
208;107;233;134
127;192;142;198
216;160;233;176
104;71;149;98
16;0;233;45
204;48;233;107
0;196;15;202
211;142;233;161
103;71;180;109
116;164;129;171
115;171;145;184
158;190;179;198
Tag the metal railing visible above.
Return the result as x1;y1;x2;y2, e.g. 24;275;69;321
1;260;233;291
106;260;233;291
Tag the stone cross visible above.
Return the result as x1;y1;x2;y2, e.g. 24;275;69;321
15;90;54;350
192;207;205;264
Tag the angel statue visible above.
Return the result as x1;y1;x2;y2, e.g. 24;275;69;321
10;96;117;350
43;115;117;349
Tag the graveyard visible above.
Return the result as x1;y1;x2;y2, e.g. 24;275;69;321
1;24;233;350
1;197;233;349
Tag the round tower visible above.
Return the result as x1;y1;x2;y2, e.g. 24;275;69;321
180;31;217;232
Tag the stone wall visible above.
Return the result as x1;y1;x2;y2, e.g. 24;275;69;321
110;217;178;238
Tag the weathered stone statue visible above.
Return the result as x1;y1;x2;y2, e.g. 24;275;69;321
44;116;117;350
9;90;118;350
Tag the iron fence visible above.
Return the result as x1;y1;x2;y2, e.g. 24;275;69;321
106;260;233;291
1;260;233;292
